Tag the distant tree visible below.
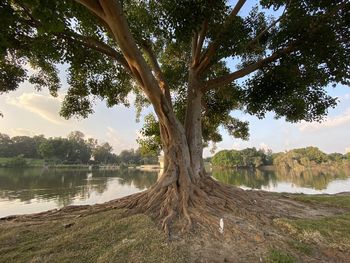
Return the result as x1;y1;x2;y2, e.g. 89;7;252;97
67;131;85;143
86;138;98;152
328;153;344;163
272;147;337;169
10;136;44;158
139;150;159;165
32;135;47;158
211;150;234;167
294;147;328;164
93;142;115;164
212;148;268;168
66;131;91;163
345;152;350;162
0;133;12;157
118;149;141;165
38;137;71;162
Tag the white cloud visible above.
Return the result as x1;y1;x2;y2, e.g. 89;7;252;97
297;108;350;132
105;126;137;153
345;147;350;154
259;142;270;152
232;142;242;150
5;93;68;125
340;93;350;101
9;128;37;137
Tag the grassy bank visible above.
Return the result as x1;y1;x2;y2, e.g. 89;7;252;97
0;157;44;167
271;194;350;262
1;194;350;262
0;210;186;263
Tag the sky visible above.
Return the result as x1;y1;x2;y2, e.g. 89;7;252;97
1;1;350;156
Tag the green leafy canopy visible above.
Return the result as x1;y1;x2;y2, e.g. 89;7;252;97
1;0;349;151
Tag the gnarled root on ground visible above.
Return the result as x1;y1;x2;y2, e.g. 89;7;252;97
107;175;273;236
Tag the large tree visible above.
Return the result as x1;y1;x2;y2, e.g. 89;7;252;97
1;0;349;232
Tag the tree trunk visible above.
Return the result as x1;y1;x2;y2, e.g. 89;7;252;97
112;90;258;234
184;70;206;180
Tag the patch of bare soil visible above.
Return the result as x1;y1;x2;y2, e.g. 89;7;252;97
1;190;350;263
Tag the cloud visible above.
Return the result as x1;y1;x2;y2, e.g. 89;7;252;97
232;142;242;150
6;93;68;125
297;108;350;132
340;93;350;101
259;142;270;152
345;147;350;154
105;126;137;153
9;128;37;137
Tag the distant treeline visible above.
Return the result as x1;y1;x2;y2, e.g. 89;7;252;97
211;147;350;168
0;131;158;166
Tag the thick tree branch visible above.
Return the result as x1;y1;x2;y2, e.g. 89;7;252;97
204;45;295;91
141;42;172;105
58;31;131;73
74;0;105;18
197;0;246;74
14;1;41;27
95;0;165;107
191;31;199;65
192;20;208;67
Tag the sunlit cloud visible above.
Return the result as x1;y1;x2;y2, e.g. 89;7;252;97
297;108;350;132
5;93;68;125
232;142;242;150
105;126;134;153
259;142;270;152
8;128;37;137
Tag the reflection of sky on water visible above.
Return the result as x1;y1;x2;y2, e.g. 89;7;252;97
71;178;140;205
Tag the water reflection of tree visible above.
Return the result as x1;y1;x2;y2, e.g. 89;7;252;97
274;166;350;190
212;166;350;190
107;169;158;189
212;168;276;189
0;168;109;206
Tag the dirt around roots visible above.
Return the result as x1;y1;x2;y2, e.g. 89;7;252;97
1;190;350;263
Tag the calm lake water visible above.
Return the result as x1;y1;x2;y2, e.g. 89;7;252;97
1;167;350;218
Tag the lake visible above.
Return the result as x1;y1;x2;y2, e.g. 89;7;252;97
1;167;350;218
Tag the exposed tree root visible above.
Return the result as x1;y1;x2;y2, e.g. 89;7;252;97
102;175;281;236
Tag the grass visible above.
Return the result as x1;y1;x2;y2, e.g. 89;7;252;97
275;213;350;251
265;248;297;263
0;157;44;167
275;195;350;252
291;194;350;209
0;210;187;263
287;239;312;255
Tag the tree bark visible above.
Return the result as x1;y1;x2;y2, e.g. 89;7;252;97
184;70;206;181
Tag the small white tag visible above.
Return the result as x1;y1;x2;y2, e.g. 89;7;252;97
219;218;224;234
